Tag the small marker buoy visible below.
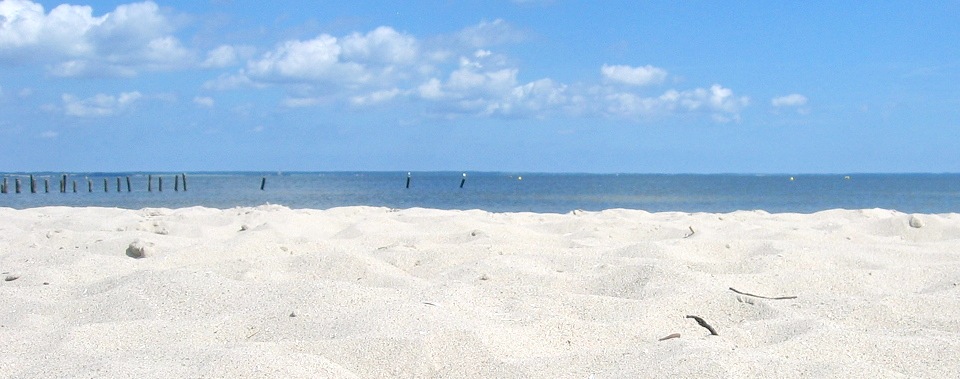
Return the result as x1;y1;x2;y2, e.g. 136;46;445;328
844;175;851;180
789;177;795;181
518;176;523;181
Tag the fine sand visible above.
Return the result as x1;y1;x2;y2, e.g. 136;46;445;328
1;205;959;378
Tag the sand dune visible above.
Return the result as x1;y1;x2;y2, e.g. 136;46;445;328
1;205;958;378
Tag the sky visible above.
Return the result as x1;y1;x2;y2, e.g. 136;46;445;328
1;0;959;173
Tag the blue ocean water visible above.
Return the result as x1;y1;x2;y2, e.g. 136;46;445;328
2;172;959;214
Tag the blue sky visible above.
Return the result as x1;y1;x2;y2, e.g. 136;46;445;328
1;0;958;173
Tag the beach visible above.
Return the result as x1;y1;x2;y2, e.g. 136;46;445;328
1;205;958;378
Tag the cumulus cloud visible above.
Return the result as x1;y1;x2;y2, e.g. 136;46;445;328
456;19;526;48
604;84;749;122
201;45;237;68
193;96;214;107
601;64;668;86
342;27;418;64
246;35;364;84
62;91;142;117
238;26;420;89
771;93;808;107
350;88;402;106
206;22;748;123
0;0;194;76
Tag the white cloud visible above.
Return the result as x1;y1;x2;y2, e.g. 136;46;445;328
240;26;420;88
604;84;749;122
246;34;368;83
341;26;418;64
417;78;443;100
39;130;58;138
202;22;748;124
193;96;214;107
0;1;194;76
201;45;253;68
772;93;808;107
203;46;237;68
456;19;526;48
281;97;325;108
202;73;261;91
601;64;668;86
62;91;142;117
350;88;402;106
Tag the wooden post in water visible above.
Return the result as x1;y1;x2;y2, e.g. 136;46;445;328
73;180;77;193
2;177;7;194
116;177;122;192
406;172;411;188
60;175;66;193
459;173;467;188
148;175;153;192
181;173;187;191
175;175;180;191
126;177;132;192
16;178;22;194
30;174;36;193
87;179;93;192
260;177;266;191
44;179;49;193
158;176;163;192
103;178;109;192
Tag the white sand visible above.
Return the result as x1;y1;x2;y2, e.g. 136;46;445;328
1;205;958;378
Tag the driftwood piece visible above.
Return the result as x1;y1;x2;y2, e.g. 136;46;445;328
729;287;797;300
686;315;719;336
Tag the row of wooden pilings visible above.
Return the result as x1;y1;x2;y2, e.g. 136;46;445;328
0;174;187;194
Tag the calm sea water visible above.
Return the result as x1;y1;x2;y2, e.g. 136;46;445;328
2;172;959;214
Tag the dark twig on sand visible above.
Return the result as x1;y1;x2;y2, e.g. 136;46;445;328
658;333;681;341
686;315;719;336
684;226;696;238
729;287;797;300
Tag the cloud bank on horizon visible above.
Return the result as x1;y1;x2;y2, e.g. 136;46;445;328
0;0;957;173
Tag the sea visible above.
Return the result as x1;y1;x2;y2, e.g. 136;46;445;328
2;172;959;214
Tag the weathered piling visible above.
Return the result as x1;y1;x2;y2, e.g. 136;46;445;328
406;172;411;188
87;179;92;192
126;177;132;192
181;173;187;191
16;178;22;194
158;176;163;192
460;173;467;188
2;177;7;194
73;180;77;193
44;179;49;193
30;174;36;193
60;174;67;193
175;175;180;191
148;175;153;192
260;177;266;190
103;178;109;192
116;177;122;192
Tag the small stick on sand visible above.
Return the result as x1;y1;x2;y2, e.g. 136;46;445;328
658;333;680;341
684;226;695;238
686;315;719;336
729;287;797;300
